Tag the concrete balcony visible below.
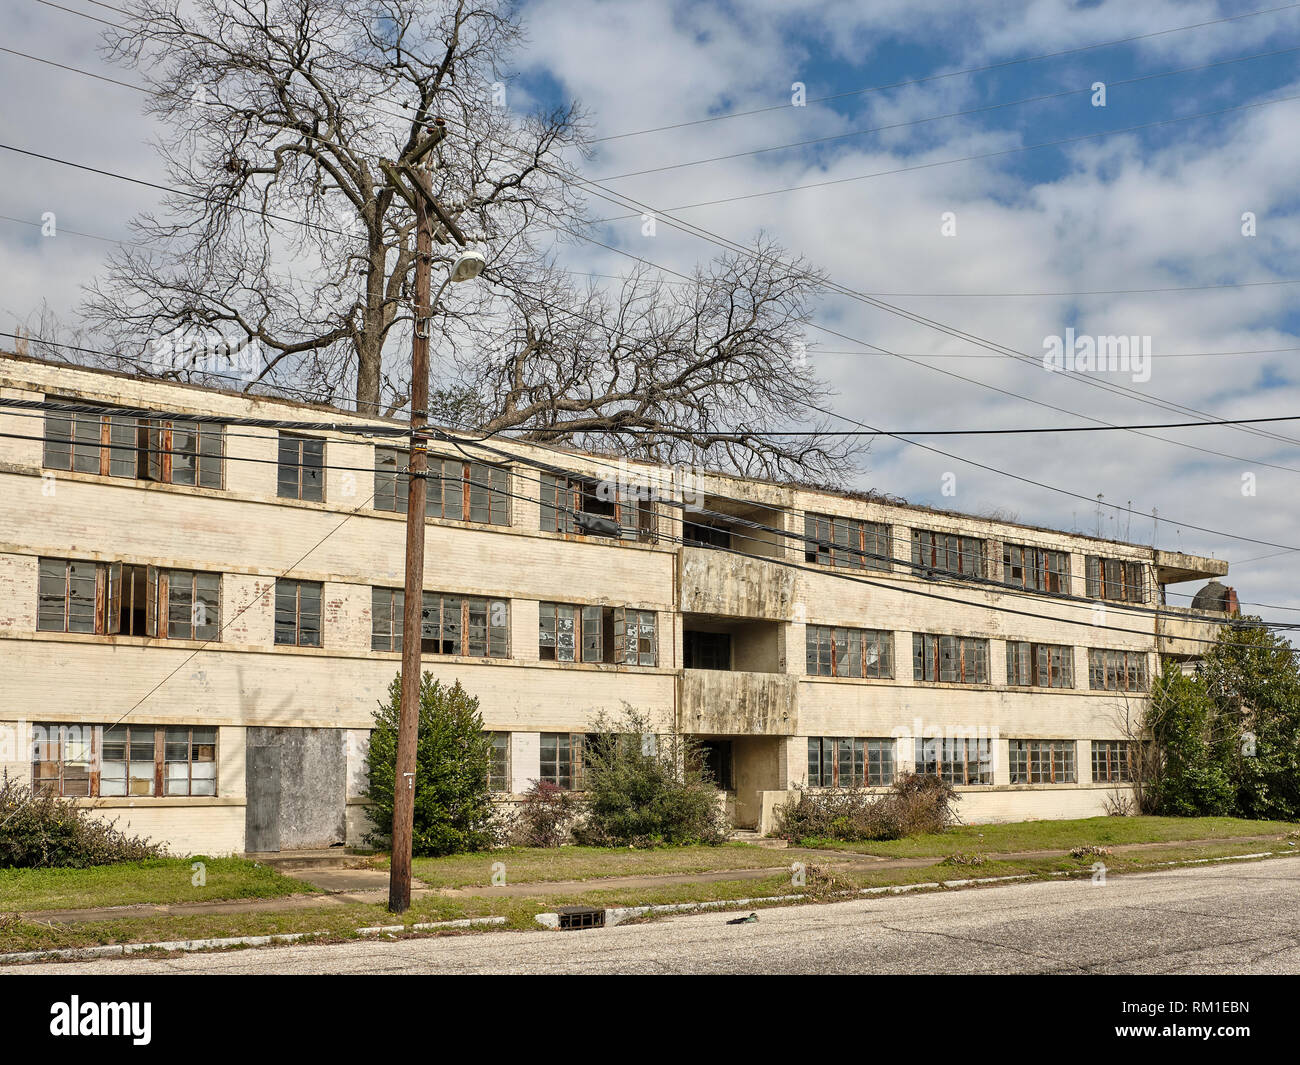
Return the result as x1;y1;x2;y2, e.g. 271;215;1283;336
680;668;799;735
678;545;796;621
1156;604;1230;658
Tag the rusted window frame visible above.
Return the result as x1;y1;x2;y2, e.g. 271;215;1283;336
911;529;985;579
912;633;989;684
374;448;511;526
274;578;322;647
1087;648;1148;692
1085;555;1146;603
803;513;891;571
1005;640;1074;688
36;557;103;634
805;624;893;678
1002;542;1069;593
1009;739;1076;783
277;432;325;502
1091;740;1134;783
538;473;657;542
914;736;994;785
487;732;510;793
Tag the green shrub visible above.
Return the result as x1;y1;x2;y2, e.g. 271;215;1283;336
510;781;579;847
364;673;499;856
776;773;959;843
0;779;166;868
571;708;728;848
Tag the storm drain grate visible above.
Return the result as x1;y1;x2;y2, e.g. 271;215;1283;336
556;906;605;931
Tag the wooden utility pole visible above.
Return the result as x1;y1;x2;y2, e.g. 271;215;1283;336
389;159;435;915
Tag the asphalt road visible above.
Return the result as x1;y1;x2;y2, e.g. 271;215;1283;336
13;858;1300;975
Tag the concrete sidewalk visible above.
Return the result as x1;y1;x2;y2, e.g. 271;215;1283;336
16;833;1290;925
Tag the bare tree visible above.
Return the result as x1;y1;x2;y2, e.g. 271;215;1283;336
81;0;859;480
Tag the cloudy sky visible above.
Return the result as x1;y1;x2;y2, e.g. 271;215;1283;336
3;0;1299;623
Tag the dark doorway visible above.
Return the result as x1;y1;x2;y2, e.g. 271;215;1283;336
684;630;731;670
697;740;733;790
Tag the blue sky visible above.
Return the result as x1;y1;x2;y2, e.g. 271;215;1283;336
2;0;1299;621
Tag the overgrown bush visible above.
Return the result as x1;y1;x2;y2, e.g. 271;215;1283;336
365;673;499;856
776;773;959;844
571;709;728;848
511;781;579;847
0;779;166;868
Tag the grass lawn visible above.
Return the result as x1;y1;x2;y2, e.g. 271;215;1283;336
2;841;1294;958
0;857;311;913
801;815;1300;858
402;843;810;889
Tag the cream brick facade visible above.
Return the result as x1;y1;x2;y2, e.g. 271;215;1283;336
0;354;1230;852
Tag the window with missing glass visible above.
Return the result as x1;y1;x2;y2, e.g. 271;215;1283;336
1002;542;1069;593
807;737;895;787
277;433;325;501
38;559;220;641
275;579;322;647
373;449;510;525
805;625;893;678
42;399;223;488
1005;641;1074;688
911;529;985;579
803;513;891;570
1088;648;1148;692
539;473;656;542
914;737;994;785
1091;740;1134;783
913;633;989;684
1085;556;1146;603
1008;739;1076;784
538;603;655;666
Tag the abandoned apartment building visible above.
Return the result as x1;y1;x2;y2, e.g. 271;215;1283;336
0;352;1235;853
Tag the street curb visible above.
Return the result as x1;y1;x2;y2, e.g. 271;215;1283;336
0;915;507;965
534;849;1281;929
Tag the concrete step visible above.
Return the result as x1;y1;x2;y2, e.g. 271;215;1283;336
243;848;355;871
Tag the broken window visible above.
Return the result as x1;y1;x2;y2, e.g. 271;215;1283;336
275;579;321;647
805;625;893;679
43;398;223;488
914;736;993;785
396;591;510;658
1085;556;1146;603
1002;543;1069;594
913;633;989;684
539;473;656;542
1009;739;1076;784
539;603;653;665
807;738;894;787
373;449;511;525
911;529;985;579
40;559;219;640
683;519;732;548
614;609;657;666
277;432;325;501
803;513;891;570
1091;740;1134;783
487;732;510;793
1087;648;1148;692
1005;641;1073;688
32;723;218;798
